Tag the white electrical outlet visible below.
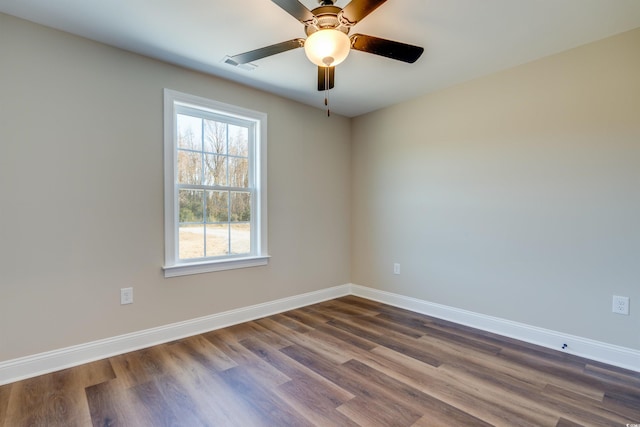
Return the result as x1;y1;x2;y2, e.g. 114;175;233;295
612;295;629;315
393;263;400;275
121;287;133;305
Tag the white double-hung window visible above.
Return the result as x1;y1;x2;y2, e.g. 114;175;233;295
163;89;268;277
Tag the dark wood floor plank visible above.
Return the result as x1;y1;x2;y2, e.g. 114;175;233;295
587;360;640;379
359;312;425;339
241;333;359;426
313;323;379;351
437;361;576;424
239;336;354;404
336;295;385;312
337;395;422;427
241;319;296;349
584;363;640;388
296;305;337;323
281;308;332;329
4;367;94;426
276;379;361;427
159;340;269;426
148;374;212;426
542;383;637;424
45;368;94;426
85;379;146;427
129;378;182;427
377;312;503;355
367;346;555;426
2;297;638;426
281;304;379;352
441;360;631;427
495;347;619;401
174;334;238;373
375;304;587;370
555;417;584;427
327;317;442;367
310;298;382;319
132;341;217;426
417;335;554;396
269;312;316;334
306;327;379;362
77;359;117;387
4;375;53;426
377;348;555;426
203;328;291;387
344;359;493;426
224;318;300;350
107;346;170;389
280;344;424;425
602;387;640;420
415;333;606;405
494;338;588;374
218;365;314;427
256;316;353;364
0;383;10;426
410;414;474;427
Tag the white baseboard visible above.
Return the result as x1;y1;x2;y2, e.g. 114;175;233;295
1;282;637;385
0;284;351;386
350;284;639;372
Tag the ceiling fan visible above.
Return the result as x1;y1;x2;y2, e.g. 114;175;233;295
226;0;424;95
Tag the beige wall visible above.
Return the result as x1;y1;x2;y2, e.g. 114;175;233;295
351;28;640;350
0;13;351;362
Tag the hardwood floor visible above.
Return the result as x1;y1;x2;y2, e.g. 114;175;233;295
1;296;639;426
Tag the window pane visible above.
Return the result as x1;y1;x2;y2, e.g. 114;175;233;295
179;189;203;222
204;120;227;154
229;157;248;188
177;150;202;185
203;154;227;186
206;224;229;257
230;223;250;254
177;114;202;150
228;125;248;157
179;225;204;259
206;191;229;222
230;191;251;222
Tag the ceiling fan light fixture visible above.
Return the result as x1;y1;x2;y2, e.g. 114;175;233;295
304;29;350;67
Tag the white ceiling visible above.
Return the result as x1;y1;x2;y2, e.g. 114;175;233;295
2;0;640;117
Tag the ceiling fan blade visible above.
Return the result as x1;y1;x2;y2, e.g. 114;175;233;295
317;66;335;91
350;34;424;63
271;0;316;24
228;39;304;64
341;0;388;25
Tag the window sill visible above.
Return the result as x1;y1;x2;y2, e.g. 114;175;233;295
163;255;270;278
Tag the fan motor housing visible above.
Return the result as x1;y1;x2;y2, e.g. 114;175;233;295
305;5;350;36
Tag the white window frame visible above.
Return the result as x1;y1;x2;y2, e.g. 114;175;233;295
163;89;268;277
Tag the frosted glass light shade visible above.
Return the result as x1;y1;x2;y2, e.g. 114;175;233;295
304;29;351;67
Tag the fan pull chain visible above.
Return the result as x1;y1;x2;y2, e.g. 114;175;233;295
324;66;330;117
